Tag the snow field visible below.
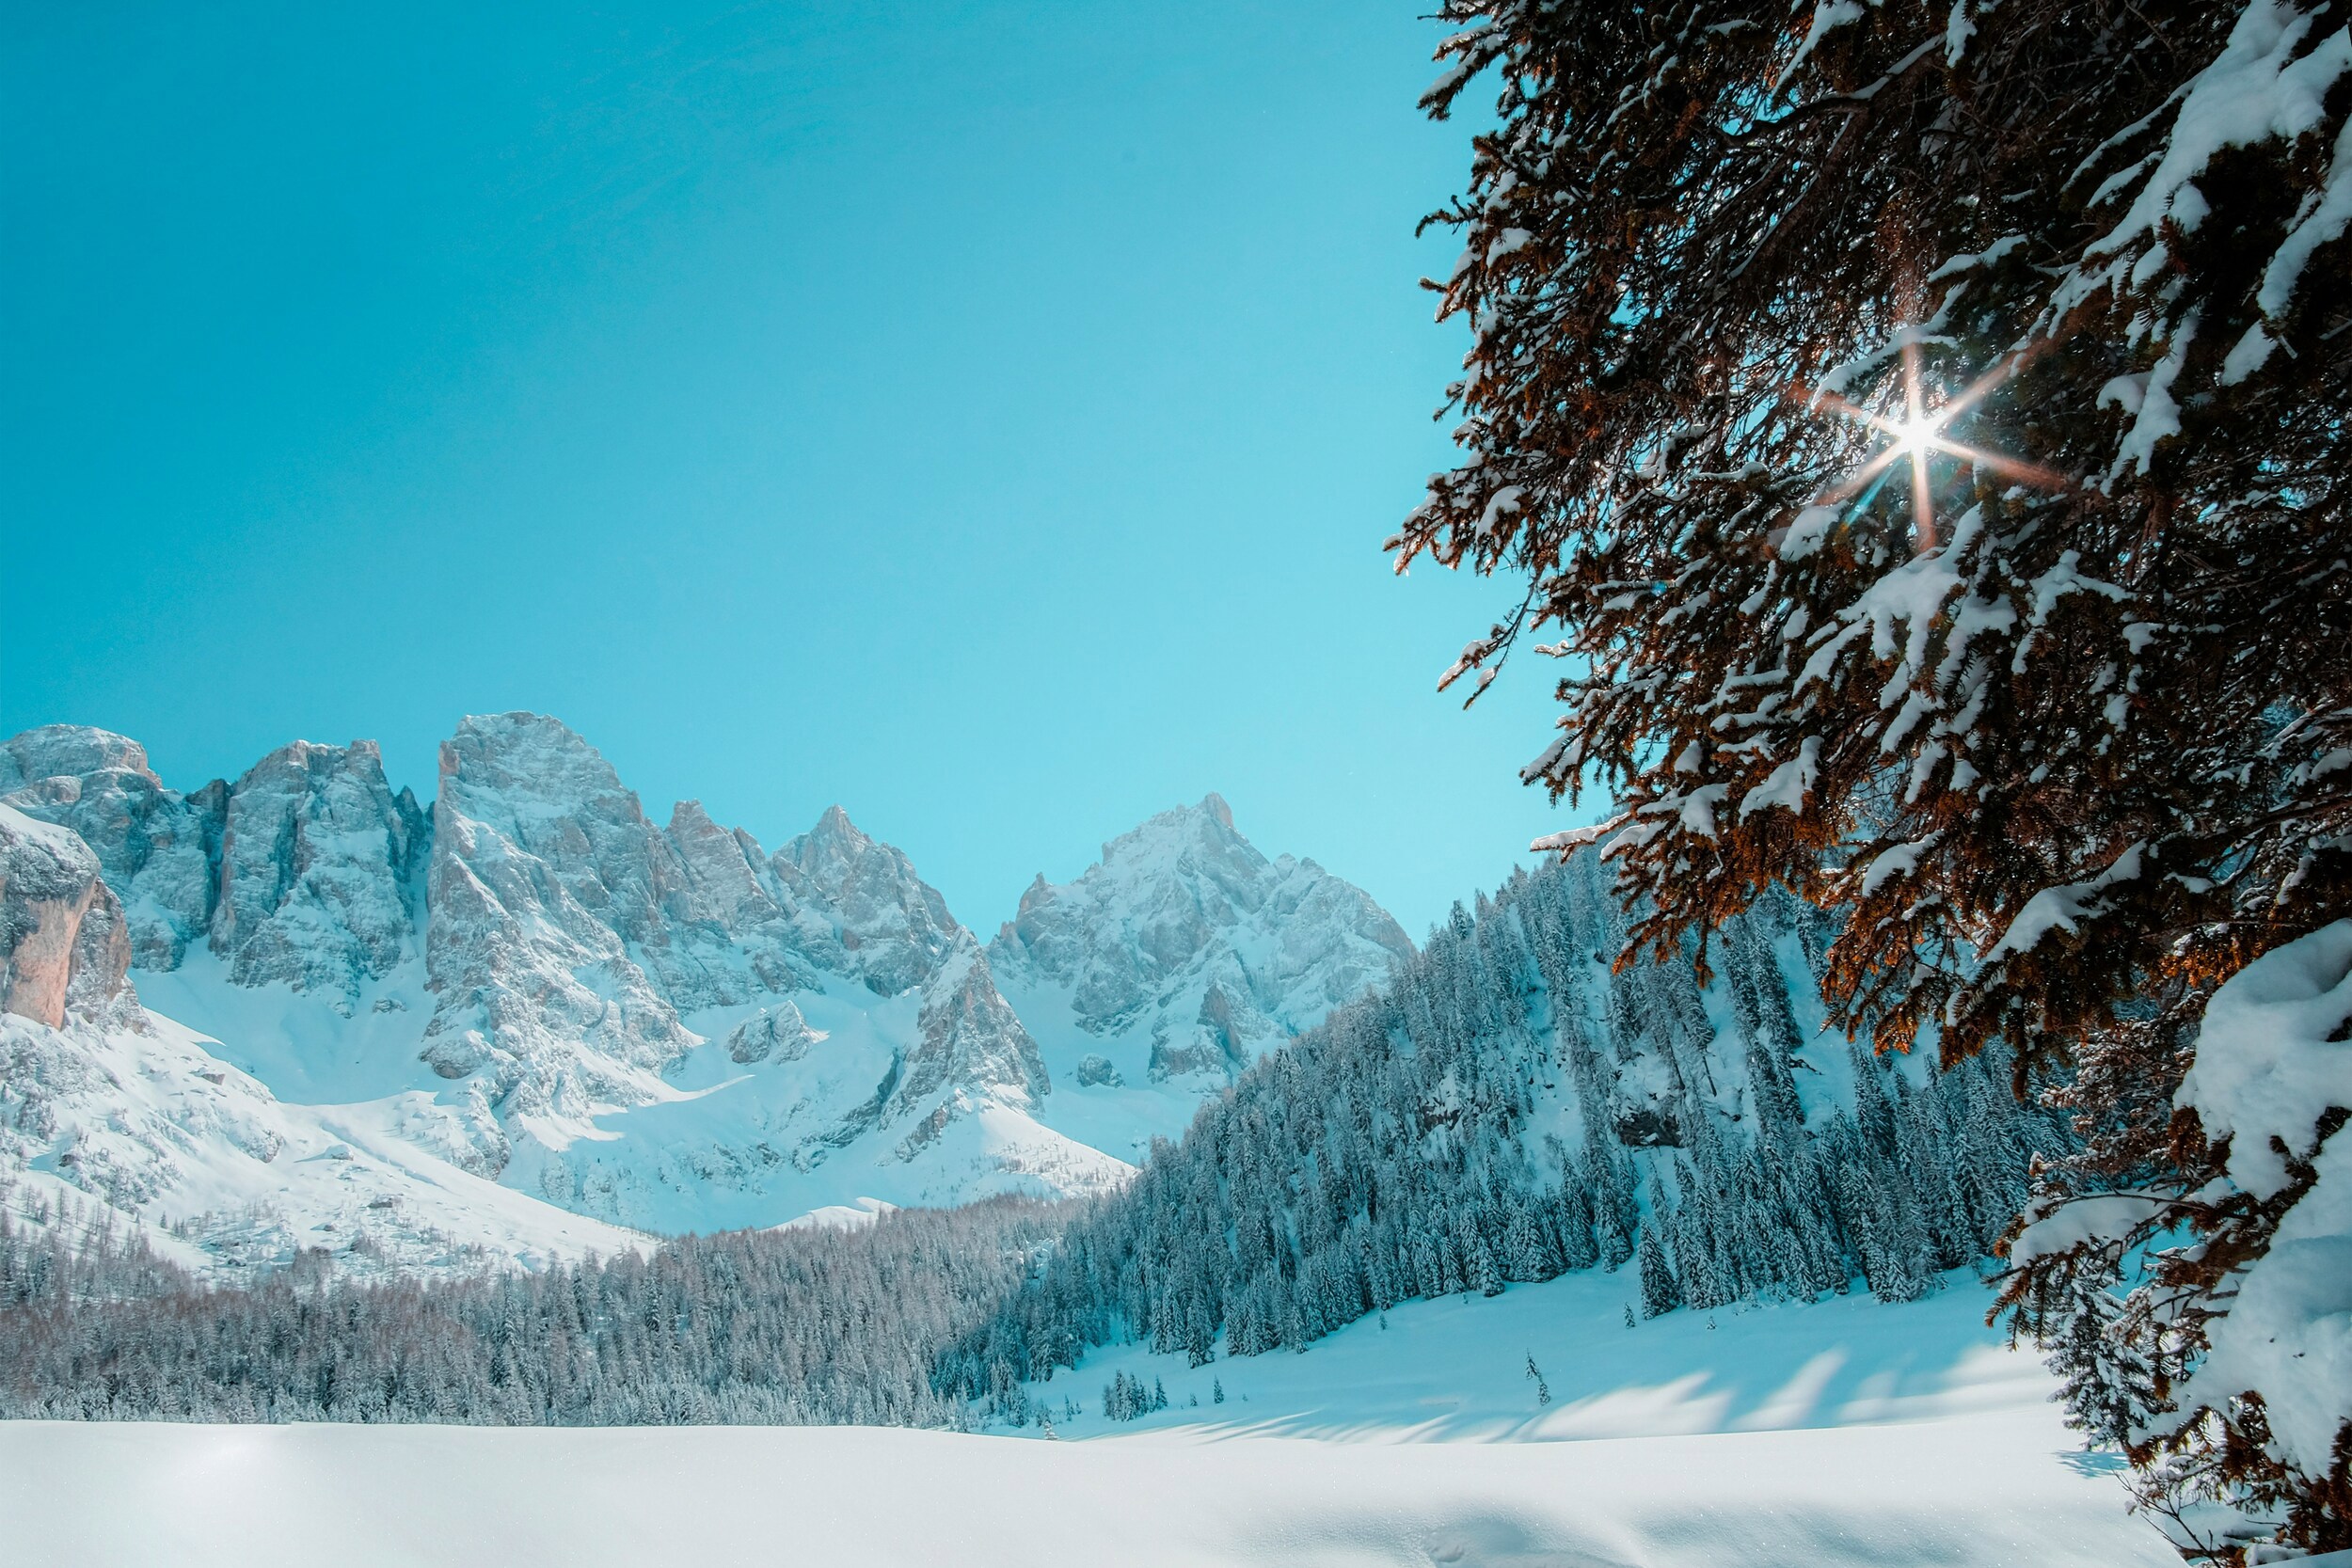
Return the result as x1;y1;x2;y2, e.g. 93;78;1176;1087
1009;1263;2057;1444
0;1407;2164;1568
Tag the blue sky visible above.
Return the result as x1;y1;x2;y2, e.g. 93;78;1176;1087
3;1;1585;938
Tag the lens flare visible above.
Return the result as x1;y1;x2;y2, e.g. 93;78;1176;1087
1791;341;2073;556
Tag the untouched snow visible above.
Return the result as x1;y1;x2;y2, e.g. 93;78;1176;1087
0;1409;2163;1567
1007;1264;2058;1445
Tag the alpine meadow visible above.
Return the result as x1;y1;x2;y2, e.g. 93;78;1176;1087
3;3;2346;1564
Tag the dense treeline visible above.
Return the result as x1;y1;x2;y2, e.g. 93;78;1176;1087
940;855;2064;1422
0;1189;1054;1426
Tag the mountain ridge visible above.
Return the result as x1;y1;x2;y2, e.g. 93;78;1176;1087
0;715;1410;1270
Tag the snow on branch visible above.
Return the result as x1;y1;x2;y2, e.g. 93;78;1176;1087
1984;842;2149;964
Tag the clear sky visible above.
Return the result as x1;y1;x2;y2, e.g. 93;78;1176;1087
3;1;1589;940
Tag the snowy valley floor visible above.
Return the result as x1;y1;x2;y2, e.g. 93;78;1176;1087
3;1270;2172;1567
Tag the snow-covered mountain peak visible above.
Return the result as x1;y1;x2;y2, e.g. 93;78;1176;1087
1094;793;1254;878
3;720;1416;1255
0;714;1167;1263
0;724;152;789
990;797;1412;1088
421;715;715;1157
439;711;630;808
661;800;776;930
777;804;959;998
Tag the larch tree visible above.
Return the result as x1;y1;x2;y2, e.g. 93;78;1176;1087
1401;0;2352;1548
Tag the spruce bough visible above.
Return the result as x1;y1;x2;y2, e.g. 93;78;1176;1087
1405;0;2352;1547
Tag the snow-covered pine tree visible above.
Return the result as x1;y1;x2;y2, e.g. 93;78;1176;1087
1406;0;2352;1544
1637;1227;1681;1319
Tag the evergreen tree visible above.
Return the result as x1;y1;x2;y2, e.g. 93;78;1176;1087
1405;0;2352;1544
2031;1246;2162;1454
1637;1229;1681;1319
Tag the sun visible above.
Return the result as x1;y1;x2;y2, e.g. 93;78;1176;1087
1796;341;2071;555
1891;413;1940;463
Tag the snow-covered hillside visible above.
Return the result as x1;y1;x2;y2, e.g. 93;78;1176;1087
0;719;1408;1261
0;804;635;1276
1008;1259;2053;1443
950;849;2059;1403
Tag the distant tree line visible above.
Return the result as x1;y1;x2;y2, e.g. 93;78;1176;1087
0;1188;1053;1426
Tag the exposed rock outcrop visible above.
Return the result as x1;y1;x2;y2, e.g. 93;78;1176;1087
410;714;1035;1179
0;804;140;1030
0;726;222;968
418;714;702;1144
888;929;1048;1122
776;805;960;997
210;740;429;1006
725;1001;818;1065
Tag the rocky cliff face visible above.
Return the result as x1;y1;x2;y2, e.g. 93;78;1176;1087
892;929;1048;1121
418;714;707;1155
0;803;140;1031
0;797;640;1278
411;714;1013;1172
0;727;222;969
990;795;1412;1082
776;805;961;997
0;727;428;1006
210;740;429;1005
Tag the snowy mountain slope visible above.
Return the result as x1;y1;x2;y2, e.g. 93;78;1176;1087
501;938;1123;1234
0;1007;642;1278
989;794;1413;1156
0;803;638;1276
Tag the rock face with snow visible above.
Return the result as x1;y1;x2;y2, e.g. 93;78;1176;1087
0;804;140;1031
0;728;427;1004
210;741;429;1005
413;714;1022;1177
724;1002;818;1065
990;795;1412;1083
0;727;223;969
418;715;707;1157
0;801;631;1276
776;805;961;997
892;931;1048;1121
